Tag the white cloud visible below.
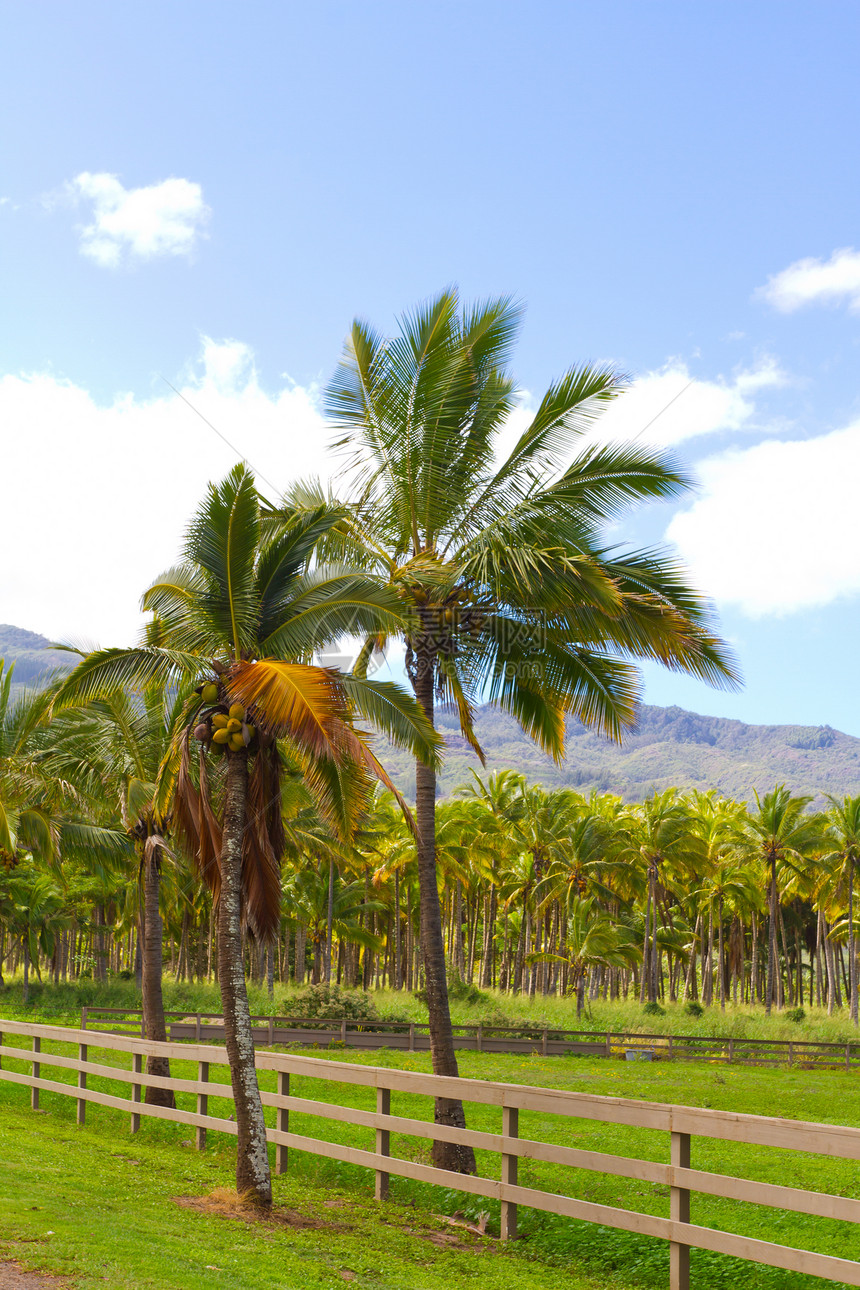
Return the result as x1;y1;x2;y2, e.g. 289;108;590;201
66;172;210;267
1;340;328;645
757;247;860;313
591;358;785;449
667;419;860;615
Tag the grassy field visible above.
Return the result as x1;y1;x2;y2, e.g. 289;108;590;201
1;1025;859;1289
3;974;860;1045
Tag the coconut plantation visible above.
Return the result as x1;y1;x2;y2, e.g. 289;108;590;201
3;286;860;1290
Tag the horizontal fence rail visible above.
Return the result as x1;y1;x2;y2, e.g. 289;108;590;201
1;1021;859;1288
80;1007;860;1069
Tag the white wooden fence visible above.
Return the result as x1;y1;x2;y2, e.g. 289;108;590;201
1;1019;859;1290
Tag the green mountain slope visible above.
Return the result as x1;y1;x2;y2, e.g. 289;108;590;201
4;624;856;803
381;702;860;803
0;623;70;687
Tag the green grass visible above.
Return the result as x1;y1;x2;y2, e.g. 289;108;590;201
1;1032;859;1288
4;975;860;1045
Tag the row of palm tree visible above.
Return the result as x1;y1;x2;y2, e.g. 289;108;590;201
1;289;741;1203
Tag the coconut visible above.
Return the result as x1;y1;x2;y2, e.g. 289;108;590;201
212;713;229;730
228;732;245;751
201;682;219;704
242;722;255;745
226;717;242;733
228;703;246;721
193;722;210;742
212;728;230;745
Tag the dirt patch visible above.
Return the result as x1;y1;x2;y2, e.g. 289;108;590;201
0;1262;73;1289
174;1189;352;1232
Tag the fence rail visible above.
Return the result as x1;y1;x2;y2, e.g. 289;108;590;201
79;1006;860;1069
1;1018;859;1288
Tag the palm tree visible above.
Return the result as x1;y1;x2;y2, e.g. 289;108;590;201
823;795;860;1025
741;787;824;1014
53;466;439;1207
626;790;701;1005
42;680;196;1106
303;289;737;1168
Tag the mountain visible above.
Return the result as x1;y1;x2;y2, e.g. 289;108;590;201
380;702;860;804
3;624;858;804
0;624;70;687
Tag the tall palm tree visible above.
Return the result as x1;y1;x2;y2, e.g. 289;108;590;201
823;795;860;1025
42;680;196;1106
54;466;439;1207
299;289;737;1169
741;786;824;1014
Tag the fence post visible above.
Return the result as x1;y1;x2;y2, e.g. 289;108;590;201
728;1038;734;1064
195;1013;202;1042
605;1031;611;1058
408;1024;415;1053
500;1104;518;1240
196;1061;209;1151
31;1036;41;1111
77;1043;87;1126
0;1026;3;1070
341;1018;347;1046
81;1006;87;1031
131;1052;142;1134
669;1129;690;1290
375;1085;390;1201
847;1044;851;1072
476;1024;483;1053
276;1071;289;1175
542;1028;548;1057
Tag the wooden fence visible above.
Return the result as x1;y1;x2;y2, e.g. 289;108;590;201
1;1019;860;1288
80;1006;860;1069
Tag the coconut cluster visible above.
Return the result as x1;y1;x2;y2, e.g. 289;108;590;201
193;681;256;754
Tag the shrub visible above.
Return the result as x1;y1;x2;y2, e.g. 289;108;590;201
785;1007;806;1024
643;1001;665;1017
278;983;411;1031
684;1000;704;1018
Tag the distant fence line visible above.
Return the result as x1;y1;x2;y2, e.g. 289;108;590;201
1;1018;860;1290
80;1007;860;1070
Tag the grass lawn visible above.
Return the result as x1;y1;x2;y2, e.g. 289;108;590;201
2;1034;860;1289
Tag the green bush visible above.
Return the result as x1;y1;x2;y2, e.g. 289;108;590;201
684;1000;705;1018
643;1001;665;1017
785;1007;806;1023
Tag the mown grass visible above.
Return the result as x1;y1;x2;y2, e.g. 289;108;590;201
1;1029;859;1288
4;974;860;1045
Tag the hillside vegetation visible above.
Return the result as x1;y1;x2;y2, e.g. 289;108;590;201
381;702;860;803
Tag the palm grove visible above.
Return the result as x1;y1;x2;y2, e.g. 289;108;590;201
9;289;839;1207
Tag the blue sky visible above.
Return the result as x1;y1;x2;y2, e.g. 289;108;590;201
3;1;860;733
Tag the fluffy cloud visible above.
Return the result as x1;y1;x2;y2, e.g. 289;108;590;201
756;247;860;313
667;420;860;615
2;340;328;645
591;358;785;449
67;172;210;267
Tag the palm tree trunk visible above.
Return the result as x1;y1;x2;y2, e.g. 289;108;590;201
324;857;335;985
219;749;272;1206
718;896;726;1012
766;856;777;1015
142;843;175;1109
850;858;858;1026
394;867;403;990
412;642;476;1174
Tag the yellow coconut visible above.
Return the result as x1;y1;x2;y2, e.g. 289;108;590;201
228;732;245;751
226;717;242;733
228;703;246;721
212;713;229;730
201;682;219;704
212;728;230;745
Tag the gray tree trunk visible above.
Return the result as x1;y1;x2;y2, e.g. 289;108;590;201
219;749;272;1205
